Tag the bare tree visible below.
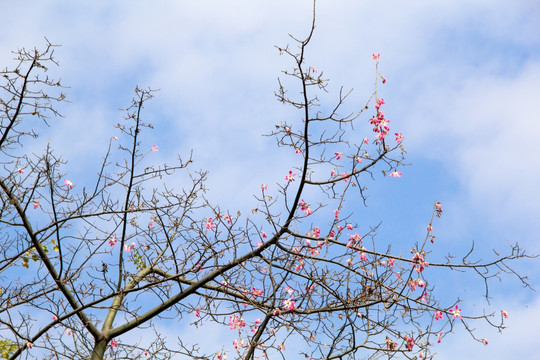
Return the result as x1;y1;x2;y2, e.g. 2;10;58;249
0;5;533;360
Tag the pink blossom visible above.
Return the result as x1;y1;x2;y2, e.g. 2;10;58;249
388;171;401;178
151;145;158;152
205;218;215;231
434;311;444;321
482;338;488;345
17;168;24;174
437;332;443;343
387;258;395;267
333;209;340;219
298;199;312;215
232;339;244;350
346;258;353;267
278;343;286;350
273;307;281;316
282;298;296;311
346;223;353;230
359;252;367;261
26;342;33;349
110;340;118;348
449;305;462;319
66;329;72;336
195;308;200;317
330;168;336;176
228;315;246;330
374;98;385;110
108;236;118;247
381;75;387;84
355;156;362;163
310;67;317;73
216;352;227;360
501;310;509;319
427;225;433;232
372;53;381;61
295;148;302;154
363;138;369;144
52;315;58;321
64;179;73;189
148;219;154;227
334;152;343;160
123;242;136;252
403;334;414;351
395;132;403;144
262;231;267;239
285;170;296;182
33;201;40;209
261;184;268;190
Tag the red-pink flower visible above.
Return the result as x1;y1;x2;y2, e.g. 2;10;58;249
295;148;302;154
449;305;462;319
334;152;343;160
375;98;385;110
395;132;403;144
228;315;246;330
282;298;296;311
501;310;509;319
298;199;312;215
33;201;40;209
205;218;215;231
17;168;24;174
381;75;387;84
403;334;414;351
388;171;402;178
434;311;443;321
151;145;158;152
372;53;381;61
110;340;118;348
437;332;443;343
261;184;268;190
108;236;118;247
482;338;488;345
285;171;296;182
363;138;369;144
64;179;73;189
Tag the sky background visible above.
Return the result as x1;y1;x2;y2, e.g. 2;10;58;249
2;0;539;358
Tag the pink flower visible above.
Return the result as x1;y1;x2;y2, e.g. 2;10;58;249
346;258;353;267
17;168;24;174
108;236;118;247
334;152;343;160
33;201;40;209
372;53;381;61
388;171;401;178
151;145;158;152
363;138;369;144
64;179;73;189
123;242;136;252
261;184;268;190
346;223;353;230
278;343;286;350
330;168;336;176
205;218;215;231
310;67;317;73
427;225;433;232
66;329;72;336
482;338;488;345
285;170;296;182
374;98;385;110
434;311;444;321
298;199;312;215
395;132;403;144
403;334;414;351
216;352;227;360
282;298;296;311
110;340;118;348
52;315;58;321
26;342;33;349
437;332;443;343
449;305;462;319
501;310;509;319
333;209;340;219
381;75;387;84
195;308;200;317
295;148;302;154
228;315;246;330
262;231;267;239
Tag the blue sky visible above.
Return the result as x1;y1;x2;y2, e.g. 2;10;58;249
2;1;539;358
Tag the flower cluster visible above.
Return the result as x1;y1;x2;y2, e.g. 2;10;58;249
298;199;312;215
370;98;390;141
228;315;246;330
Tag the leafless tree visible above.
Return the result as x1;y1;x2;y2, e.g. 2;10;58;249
0;5;533;360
